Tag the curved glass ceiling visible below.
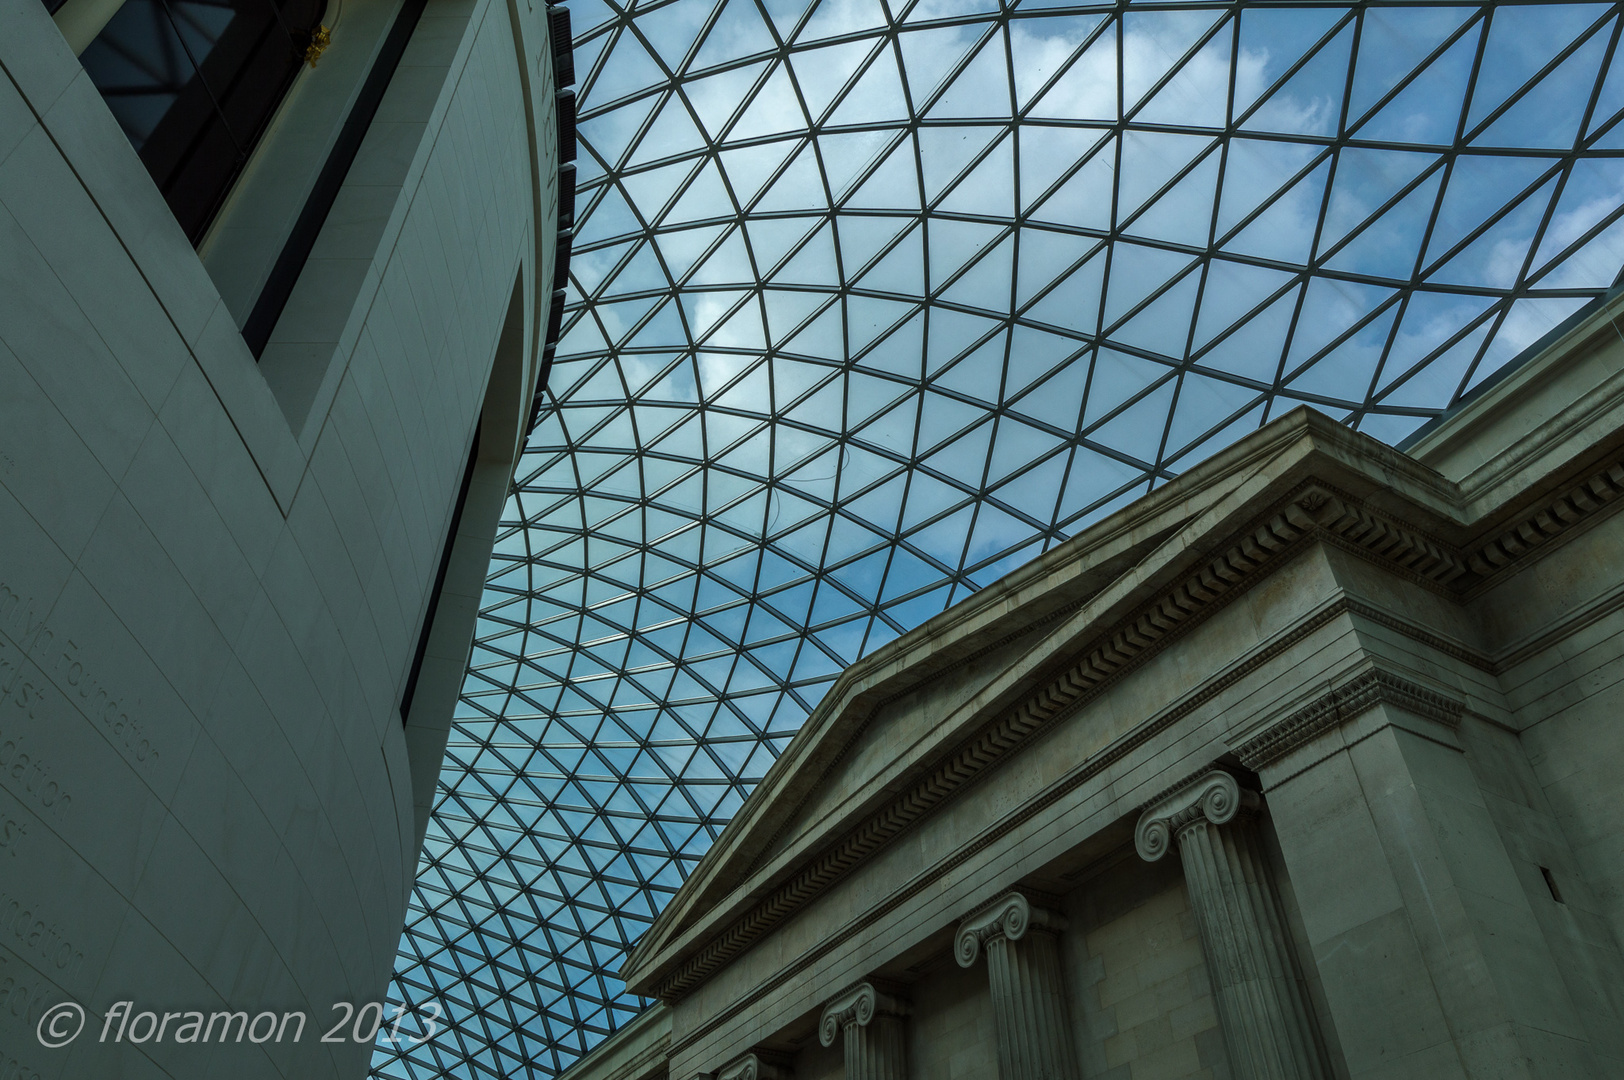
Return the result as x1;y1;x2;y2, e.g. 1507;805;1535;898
375;2;1624;1077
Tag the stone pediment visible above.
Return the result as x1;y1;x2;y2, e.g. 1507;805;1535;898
620;341;1624;1002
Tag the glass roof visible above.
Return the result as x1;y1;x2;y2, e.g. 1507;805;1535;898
373;2;1624;1077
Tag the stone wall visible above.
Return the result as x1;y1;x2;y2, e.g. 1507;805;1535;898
0;0;555;1073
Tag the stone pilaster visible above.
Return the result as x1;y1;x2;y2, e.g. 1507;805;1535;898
955;892;1081;1080
819;982;909;1080
1136;770;1329;1080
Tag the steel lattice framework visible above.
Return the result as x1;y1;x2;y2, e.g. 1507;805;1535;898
373;1;1624;1077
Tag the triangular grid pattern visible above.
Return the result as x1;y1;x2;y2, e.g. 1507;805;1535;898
375;2;1624;1077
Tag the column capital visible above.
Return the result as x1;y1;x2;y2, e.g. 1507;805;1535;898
954;891;1066;968
717;1053;792;1080
818;982;908;1047
1134;770;1259;862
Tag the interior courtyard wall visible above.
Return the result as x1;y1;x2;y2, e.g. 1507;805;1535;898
0;0;553;1074
1061;857;1226;1080
898;954;996;1080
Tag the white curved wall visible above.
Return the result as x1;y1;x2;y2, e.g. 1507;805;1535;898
0;0;559;1073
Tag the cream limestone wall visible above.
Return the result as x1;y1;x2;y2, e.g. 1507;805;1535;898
0;0;558;1073
1064;861;1224;1080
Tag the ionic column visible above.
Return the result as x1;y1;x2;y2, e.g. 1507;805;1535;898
717;1053;792;1080
955;892;1081;1080
1135;770;1328;1080
819;982;908;1080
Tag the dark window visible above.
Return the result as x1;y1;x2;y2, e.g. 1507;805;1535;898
78;0;326;245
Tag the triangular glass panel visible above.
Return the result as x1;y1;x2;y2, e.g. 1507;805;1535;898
688;230;756;286
829;51;911;126
926;34;1012;119
1424;154;1556;267
1087;375;1177;466
1285;277;1396;368
580;96;662;170
1023;252;1106;336
1191;259;1296;352
1017;124;1110;213
729;64;809;141
654;223;728;282
856;225;926;294
899;24;987;105
1473;32;1607;151
684;62;771;138
1120;9;1226;117
784;301;843;356
1324;170;1442;281
1125;151;1219;246
792;38;876;121
592;31;672;102
1346;4;1474;124
1429;177;1557;289
621;158;701;220
1351;31;1475;146
1221;159;1328;264
1117;131;1215;220
693;0;777;70
917;125;1003;203
846;137;922;210
1027;140;1115;230
1135;25;1231;128
1283;304;1397;403
818;130;896;199
836;214;911;277
940;234;1014;312
1163;371;1262;457
1081;348;1168;428
925;306;1004;374
763;289;833;344
1008;15;1109;108
937;134;1016;216
1110;267;1200;359
634;0;713;68
1015;227;1102;309
753;142;829;212
1465;3;1601;130
1240;22;1352;137
1101;241;1197;329
746;216;820;275
1319;147;1439;252
1233;6;1347;117
927;218;1005;290
1008;354;1089;431
1193;286;1297;386
1030;23;1117;121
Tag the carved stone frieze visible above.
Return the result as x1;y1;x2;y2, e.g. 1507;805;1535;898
1233;669;1465;771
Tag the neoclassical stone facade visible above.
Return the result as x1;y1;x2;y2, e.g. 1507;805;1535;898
556;293;1624;1080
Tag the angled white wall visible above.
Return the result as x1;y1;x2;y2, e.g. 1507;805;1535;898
0;0;560;1074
